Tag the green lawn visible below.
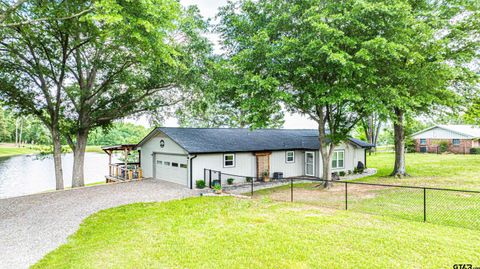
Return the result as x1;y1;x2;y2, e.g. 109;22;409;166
252;153;480;229
33;197;480;269
85;145;104;153
0;145;104;158
0;146;39;158
362;152;480;190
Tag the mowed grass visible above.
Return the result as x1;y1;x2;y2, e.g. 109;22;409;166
33;197;480;269
361;152;480;190
253;153;480;229
0;146;39;157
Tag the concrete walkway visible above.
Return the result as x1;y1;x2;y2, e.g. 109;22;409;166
0;179;197;269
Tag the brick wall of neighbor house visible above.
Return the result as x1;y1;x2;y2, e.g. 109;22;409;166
415;139;473;154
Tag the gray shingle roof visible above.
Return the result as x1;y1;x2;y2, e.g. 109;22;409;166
137;127;373;154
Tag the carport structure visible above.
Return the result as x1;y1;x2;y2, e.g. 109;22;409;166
102;144;143;182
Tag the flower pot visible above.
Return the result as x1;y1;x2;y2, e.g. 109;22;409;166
263;176;270;182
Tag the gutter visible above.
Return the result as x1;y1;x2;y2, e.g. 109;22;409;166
189;155;197;189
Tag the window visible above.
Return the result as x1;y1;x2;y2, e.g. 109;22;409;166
223;154;235;167
180;164;187;168
156;160;163;165
452;139;460;146
171;162;179;167
332;150;344;169
286;151;295;163
420;139;427;145
164;161;170;166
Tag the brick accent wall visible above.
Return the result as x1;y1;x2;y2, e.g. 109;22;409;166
415;138;473;154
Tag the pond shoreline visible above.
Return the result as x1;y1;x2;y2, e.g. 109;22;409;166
0;151;116;199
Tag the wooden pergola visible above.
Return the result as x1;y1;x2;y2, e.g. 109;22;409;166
102;144;143;182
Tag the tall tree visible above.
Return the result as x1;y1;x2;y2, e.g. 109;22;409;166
356;0;479;176
61;3;211;187
0;1;76;189
0;1;211;188
217;0;390;184
360;114;383;154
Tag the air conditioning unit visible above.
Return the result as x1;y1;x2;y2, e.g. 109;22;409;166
273;172;283;179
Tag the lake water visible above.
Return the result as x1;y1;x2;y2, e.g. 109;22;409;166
0;152;120;199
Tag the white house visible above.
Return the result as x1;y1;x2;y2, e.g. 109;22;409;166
136;128;373;188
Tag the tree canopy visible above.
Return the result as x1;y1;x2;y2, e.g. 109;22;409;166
0;0;212;188
214;0;479;181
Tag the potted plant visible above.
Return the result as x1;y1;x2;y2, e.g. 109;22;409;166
263;170;270;182
246;177;253;183
227;178;235;185
213;184;222;194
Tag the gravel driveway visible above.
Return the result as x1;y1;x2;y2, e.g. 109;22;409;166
0;179;198;269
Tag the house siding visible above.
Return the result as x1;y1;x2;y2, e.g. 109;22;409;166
269;150;304;178
139;133;188;178
412;127;470;140
192;152;256;185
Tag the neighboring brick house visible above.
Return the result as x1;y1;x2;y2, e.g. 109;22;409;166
411;125;480;154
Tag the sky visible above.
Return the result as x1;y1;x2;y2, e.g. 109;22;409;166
130;0;317;129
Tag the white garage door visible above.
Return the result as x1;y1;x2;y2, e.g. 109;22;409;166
155;154;188;186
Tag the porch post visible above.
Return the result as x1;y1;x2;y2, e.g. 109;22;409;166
124;148;128;180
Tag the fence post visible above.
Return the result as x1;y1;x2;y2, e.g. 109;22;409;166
290;178;293;202
345;182;348;210
218;171;222;186
251;177;254;197
423;188;426;222
209;169;212;188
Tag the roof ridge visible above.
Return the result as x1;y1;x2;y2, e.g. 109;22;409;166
156;127;318;131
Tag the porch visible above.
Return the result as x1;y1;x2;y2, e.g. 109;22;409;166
102;144;144;182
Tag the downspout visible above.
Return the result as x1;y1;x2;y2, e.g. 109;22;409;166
189;155;197;189
364;148;367;168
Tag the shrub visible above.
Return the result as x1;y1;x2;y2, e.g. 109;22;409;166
227;178;235;185
439;141;448;153
347;170;352;175
470;148;480;154
339;171;346;177
406;138;417;153
353;168;358;174
195;180;206;189
246;177;253;183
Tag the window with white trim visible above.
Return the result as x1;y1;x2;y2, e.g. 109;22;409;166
332;150;344;169
420;139;427;145
452;139;460;145
286;151;295;163
223;154;235;167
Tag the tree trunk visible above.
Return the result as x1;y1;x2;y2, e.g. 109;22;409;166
391;108;408;177
15;118;19;147
19;118;23;146
317;111;336;188
71;129;88;188
51;127;64;190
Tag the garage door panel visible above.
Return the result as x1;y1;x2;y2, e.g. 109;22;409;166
155;154;188;186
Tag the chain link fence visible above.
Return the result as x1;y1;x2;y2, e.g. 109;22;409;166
203;169;480;230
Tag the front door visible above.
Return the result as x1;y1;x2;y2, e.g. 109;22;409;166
255;152;271;179
305;151;315;176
